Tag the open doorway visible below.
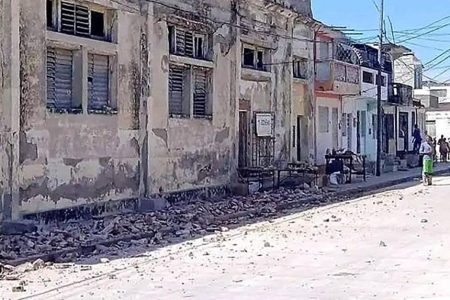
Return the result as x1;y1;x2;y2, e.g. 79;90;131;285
238;111;249;168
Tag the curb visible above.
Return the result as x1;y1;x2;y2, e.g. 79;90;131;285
2;167;449;267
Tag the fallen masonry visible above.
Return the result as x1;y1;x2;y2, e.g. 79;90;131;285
0;186;347;273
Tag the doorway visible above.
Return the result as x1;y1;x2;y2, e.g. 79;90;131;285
238;111;249;167
332;107;339;149
399;112;409;152
297;115;307;161
356;111;361;154
347;113;352;150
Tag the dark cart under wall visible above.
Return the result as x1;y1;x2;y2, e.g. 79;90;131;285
325;154;367;183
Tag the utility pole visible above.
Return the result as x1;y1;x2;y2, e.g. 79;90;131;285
376;0;384;177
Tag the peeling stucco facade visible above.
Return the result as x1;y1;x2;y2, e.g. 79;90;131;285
0;0;315;221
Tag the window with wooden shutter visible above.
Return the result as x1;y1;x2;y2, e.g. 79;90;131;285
51;1;110;41
169;64;189;117
60;1;89;37
193;68;210;118
88;53;110;110
169;26;207;59
47;47;75;110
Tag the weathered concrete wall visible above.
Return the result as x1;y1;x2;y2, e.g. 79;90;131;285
0;0;21;220
147;0;238;194
239;0;299;166
17;0;143;216
1;0;317;219
291;20;314;163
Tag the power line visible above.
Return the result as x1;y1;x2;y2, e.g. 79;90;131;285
396;22;450;44
145;0;336;44
424;48;450;66
425;52;450;71
403;41;445;52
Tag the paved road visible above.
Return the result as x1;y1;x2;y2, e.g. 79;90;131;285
3;177;450;300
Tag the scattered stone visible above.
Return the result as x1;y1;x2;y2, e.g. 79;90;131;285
421;219;428;223
0;186;326;264
0;222;37;235
4;274;21;281
108;274;117;279
54;263;74;269
12;286;26;292
379;241;387;247
32;259;45;271
80;265;93;271
264;241;271;248
100;258;110;264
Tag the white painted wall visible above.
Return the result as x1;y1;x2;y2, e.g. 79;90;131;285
427;111;450;141
429;86;450;103
315;96;341;165
342;97;377;161
361;66;388;100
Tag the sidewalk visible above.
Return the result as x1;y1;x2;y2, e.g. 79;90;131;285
332;162;450;195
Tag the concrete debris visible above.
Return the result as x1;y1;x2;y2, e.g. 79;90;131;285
0;222;37;235
32;259;45;270
100;258;110;264
12;285;25;292
80;265;92;271
0;187;327;265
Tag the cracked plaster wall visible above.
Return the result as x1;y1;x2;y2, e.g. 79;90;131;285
239;0;312;166
147;0;238;194
17;0;143;216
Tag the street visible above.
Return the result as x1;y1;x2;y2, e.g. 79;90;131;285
2;176;450;300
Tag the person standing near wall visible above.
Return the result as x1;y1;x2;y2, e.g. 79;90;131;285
438;135;448;162
412;124;422;153
420;137;434;186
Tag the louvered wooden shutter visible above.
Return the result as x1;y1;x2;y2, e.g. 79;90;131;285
60;1;89;37
75;5;89;36
61;2;75;34
88;54;109;110
193;68;208;117
47;47;73;109
175;29;186;56
169;65;185;115
175;28;193;57
185;31;193;57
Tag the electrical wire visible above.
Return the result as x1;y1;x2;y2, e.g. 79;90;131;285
396;22;450;44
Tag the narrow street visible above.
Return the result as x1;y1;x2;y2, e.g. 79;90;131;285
2;176;450;300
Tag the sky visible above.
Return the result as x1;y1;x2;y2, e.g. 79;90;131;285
312;0;450;82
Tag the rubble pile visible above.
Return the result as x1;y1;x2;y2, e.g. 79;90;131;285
0;187;327;264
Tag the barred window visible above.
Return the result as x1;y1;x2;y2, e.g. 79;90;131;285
293;58;308;79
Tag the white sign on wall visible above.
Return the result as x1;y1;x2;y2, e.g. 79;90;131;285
255;113;274;137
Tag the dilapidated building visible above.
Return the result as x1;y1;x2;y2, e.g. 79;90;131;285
0;0;315;221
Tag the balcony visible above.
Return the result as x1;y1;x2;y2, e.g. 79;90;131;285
315;60;360;95
388;83;413;106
